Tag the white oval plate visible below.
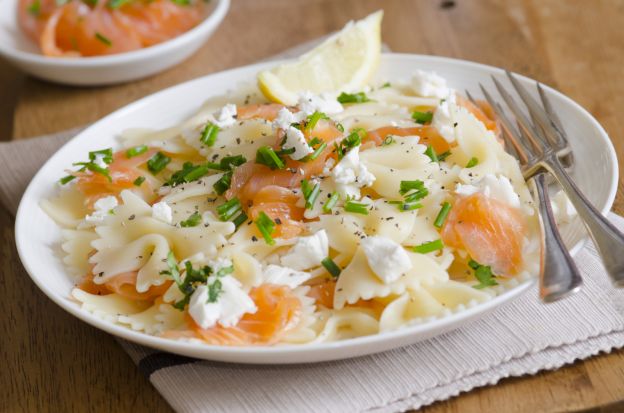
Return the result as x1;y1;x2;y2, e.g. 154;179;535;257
0;0;229;85
15;54;618;364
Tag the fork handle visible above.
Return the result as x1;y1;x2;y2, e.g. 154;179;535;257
543;155;624;285
532;173;582;301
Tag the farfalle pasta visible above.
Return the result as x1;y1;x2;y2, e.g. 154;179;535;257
42;69;542;346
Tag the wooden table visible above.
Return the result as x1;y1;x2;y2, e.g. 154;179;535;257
2;0;624;411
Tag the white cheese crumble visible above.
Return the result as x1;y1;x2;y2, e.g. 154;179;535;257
280;230;329;270
455;174;521;209
273;107;306;130
188;275;257;329
298;91;344;116
263;264;311;289
84;196;117;225
213;103;237;128
331;146;376;199
360;236;413;284
431;93;457;142
152;201;173;224
411;70;451;99
551;190;577;224
283;126;313;160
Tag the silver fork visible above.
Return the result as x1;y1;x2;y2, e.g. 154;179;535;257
481;71;624;289
467;89;582;302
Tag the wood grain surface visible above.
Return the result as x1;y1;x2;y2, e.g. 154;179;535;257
1;0;624;412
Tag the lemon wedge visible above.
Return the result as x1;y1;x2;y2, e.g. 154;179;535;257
258;10;383;105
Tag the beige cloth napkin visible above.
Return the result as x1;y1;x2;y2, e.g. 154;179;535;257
3;41;624;413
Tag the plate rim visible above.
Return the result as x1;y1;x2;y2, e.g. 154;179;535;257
14;53;619;363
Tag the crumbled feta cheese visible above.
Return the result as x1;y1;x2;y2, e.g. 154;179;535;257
551;190;577;224
454;174;521;209
283;126;313;160
263;264;311;289
93;153;108;169
332;146;376;199
84;196;117;225
360;236;413;284
273;107;306;130
431;93;457;142
411;70;451;99
188;276;257;329
213;103;237;128
298;91;344;116
152;201;173;224
280;230;329;270
208;257;233;274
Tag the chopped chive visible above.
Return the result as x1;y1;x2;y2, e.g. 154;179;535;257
183;165;209;182
466;157;479;168
147;152;171;174
412;111;433;124
254;211;276;245
438;151;451;161
59;175;76;185
305;111;329;132
434;202;452;228
133;176;145;186
232;212;248;229
401;202;423;211
302;142;327;162
27;0;40;15
180;212;202;227
160;251;181;285
400;180;425;195
304;183;320;209
344;200;369;215
88;148;113;164
337;92;370;104
276;147;296;156
308;137;322;146
213;171;232;195
344;128;365;148
382;136;395;146
126;145;148;158
381;82;391;88
413;239;444;254
200;123;220;147
403;189;428;203
469;259;498;289
255;146;285;170
321;257;341;278
216;198;242;221
323;191;339;213
108;0;131;8
95;32;112;47
425;145;438;162
206;155;247;171
336;123;345;133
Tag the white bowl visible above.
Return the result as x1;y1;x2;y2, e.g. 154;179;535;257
15;54;618;364
0;0;230;85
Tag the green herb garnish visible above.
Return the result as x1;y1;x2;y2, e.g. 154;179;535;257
344;200;369;215
323;191;339;213
337;92;370;104
424;145;438;162
95;32;112;47
413;239;444;254
180;211;202;227
255;146;285;170
200;122;220;147
438;151;451;161
147;152;171;174
126;145;148;158
59;175;76;185
412;111;433;124
72;148;114;182
133;176;145;186
254;211;276;245
321;257;341;278
305;111;329;132
232;212;248;229
466;157;479;168
434;202;452;228
27;0;40;15
382;135;395;146
469;259;498;289
301;179;320;209
216;198;242;221
213;171;232;195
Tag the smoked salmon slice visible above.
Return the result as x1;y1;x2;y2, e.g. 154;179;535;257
441;193;527;275
366;126;452;154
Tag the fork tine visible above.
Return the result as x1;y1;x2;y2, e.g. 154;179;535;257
478;84;530;164
537;82;567;144
505;71;563;147
491;76;545;154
